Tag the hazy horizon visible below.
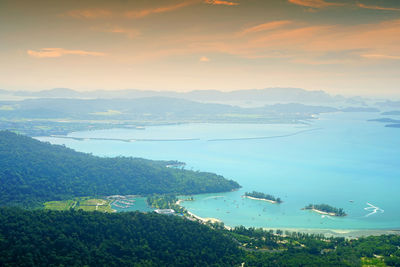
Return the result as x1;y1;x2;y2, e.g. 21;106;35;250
1;0;400;97
2;87;400;100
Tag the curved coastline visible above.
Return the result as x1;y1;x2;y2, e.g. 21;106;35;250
207;127;322;142
302;204;346;217
243;195;278;204
176;199;399;238
307;208;339;217
178;205;399;238
46;121;400;236
260;227;400;238
176;199;229;229
50;135;201;142
186;210;224;225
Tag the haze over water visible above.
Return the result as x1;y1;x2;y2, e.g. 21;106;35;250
38;112;400;230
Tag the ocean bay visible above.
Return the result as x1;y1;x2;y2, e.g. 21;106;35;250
37;112;400;230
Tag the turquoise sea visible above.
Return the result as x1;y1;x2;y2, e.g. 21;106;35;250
111;197;153;213
37;112;400;230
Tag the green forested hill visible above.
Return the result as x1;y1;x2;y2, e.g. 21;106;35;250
0;208;242;266
0;131;239;207
1;208;399;266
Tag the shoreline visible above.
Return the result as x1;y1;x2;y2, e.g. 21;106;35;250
177;200;399;238
186;210;224;225
186;210;232;230
176;198;398;238
307;208;339;217
181;208;398;238
243;195;278;204
177;199;231;229
260;227;400;238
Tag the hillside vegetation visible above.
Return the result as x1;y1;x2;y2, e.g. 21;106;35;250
0;208;242;266
1;208;399;266
0;131;239;207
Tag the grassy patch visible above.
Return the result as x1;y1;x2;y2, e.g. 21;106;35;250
44;200;75;210
44;197;114;213
361;257;386;267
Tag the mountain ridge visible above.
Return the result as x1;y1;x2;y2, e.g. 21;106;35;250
1;87;351;105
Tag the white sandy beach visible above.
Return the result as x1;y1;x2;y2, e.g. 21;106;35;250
184;207;397;238
261;227;400;238
309;208;337;216
176;199;231;229
186;210;222;224
243;195;277;204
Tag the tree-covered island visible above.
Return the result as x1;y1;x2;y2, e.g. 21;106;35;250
303;204;347;217
244;191;282;204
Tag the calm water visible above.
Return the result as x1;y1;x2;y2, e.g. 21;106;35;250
111;197;153;213
37;112;400;230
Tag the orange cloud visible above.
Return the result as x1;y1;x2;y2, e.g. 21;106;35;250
199;56;210;62
288;0;344;8
307;20;400;54
356;3;400;11
250;25;332;49
65;0;238;20
97;15;400;67
361;54;400;60
65;9;112;19
241;21;292;35
27;48;105;58
204;0;239;6
106;27;141;39
179;19;400;64
124;1;197;18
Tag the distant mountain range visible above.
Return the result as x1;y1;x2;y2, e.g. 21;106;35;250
0;96;378;123
0;87;368;106
0;87;385;137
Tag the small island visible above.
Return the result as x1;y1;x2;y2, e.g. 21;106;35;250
303;204;346;217
244;191;282;204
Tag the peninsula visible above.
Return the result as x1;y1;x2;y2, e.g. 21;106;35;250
303;204;347;217
0;131;240;208
243;191;282;204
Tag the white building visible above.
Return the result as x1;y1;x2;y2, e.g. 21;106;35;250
154;209;175;215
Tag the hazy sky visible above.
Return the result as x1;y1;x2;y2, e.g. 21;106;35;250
1;0;400;96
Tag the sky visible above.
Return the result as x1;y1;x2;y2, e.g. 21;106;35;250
0;0;400;96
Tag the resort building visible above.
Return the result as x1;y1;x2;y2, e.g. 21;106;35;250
154;209;175;215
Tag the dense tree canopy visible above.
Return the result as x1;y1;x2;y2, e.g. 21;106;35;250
0;208;242;266
0;208;399;266
0;131;239;207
